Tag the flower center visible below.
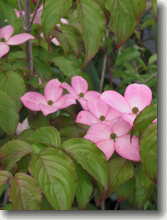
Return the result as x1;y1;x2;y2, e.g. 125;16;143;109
132;107;139;114
110;133;117;140
47;100;53;105
0;38;5;42
99;115;105;121
79;93;84;98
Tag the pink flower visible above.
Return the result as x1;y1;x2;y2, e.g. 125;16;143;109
16;118;30;135
84;118;140;161
76;97;121;126
152;118;157;124
14;9;25;18
33;5;43;24
62;76;100;110
21;79;76;116
0;25;34;58
101;84;152;125
51;37;60;46
15;5;43;25
56;18;69;28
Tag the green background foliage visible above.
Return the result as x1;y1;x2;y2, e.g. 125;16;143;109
0;0;157;210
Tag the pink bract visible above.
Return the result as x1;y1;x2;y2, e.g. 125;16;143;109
101;83;152;125
84;118;140;161
152;118;157;124
76;97;121;126
21;79;76;116
0;25;34;58
62;76;100;110
33;5;43;24
51;37;61;46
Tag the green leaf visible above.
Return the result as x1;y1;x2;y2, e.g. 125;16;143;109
116;178;135;204
24;126;61;147
108;157;134;192
60;125;86;141
29;114;50;129
140;123;157;180
131;0;146;19
77;0;105;63
62;138;109;190
29;148;78;210
58;24;83;56
135;167;155;208
0;171;12;186
42;0;72;33
132;104;157;136
0;140;32;170
9;173;42;210
152;0;157;16
0;72;26;110
76;165;93;209
105;0;146;44
52;56;83;77
0;1;22;32
0;90;19;135
117;166;156;208
39;197;54;210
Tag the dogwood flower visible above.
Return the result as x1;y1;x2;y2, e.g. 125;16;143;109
0;25;34;58
101;83;152;125
62;76;100;110
21;79;76;116
76;97;121;126
84;118;140;161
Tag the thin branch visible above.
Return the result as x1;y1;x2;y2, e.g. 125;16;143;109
141;73;157;84
24;0;34;76
17;0;25;24
30;0;41;27
99;53;108;92
2;187;9;207
17;0;24;11
99;29;109;92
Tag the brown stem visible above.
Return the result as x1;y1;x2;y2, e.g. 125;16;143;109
107;55;113;88
2;187;9;206
24;0;34;76
30;0;41;26
99;29;109;92
17;0;25;24
99;53;108;92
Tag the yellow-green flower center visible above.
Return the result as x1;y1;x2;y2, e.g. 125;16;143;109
79;93;84;98
110;133;117;140
99;115;105;121
132;107;139;114
47;100;53;105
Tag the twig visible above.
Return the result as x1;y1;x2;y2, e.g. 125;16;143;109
99;53;108;92
24;0;34;76
99;29;109;92
17;0;24;11
141;73;157;84
17;0;25;23
30;0;41;27
2;188;9;207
